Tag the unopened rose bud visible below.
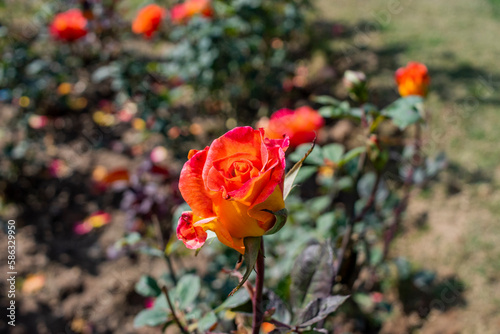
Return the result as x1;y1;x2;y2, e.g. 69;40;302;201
343;70;368;103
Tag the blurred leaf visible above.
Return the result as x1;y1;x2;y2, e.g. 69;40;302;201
133;308;169;328
197;311;217;332
175;274;201;309
307;195;331;214
214;287;250;313
290;241;335;310
297;295;349;327
139;246;164;257
293;166;318;184
425;152;447;178
264;209;288;235
339;147;365;167
264;290;292;324
394;257;411;280
230;237;261;296
288;143;322;165
92;64;120;83
312;95;341;105
316;212;336;236
381;96;423;129
322;143;344;163
135;275;161;297
285;142;316;199
353;293;373;310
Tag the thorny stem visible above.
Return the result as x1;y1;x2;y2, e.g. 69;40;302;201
252;239;265;334
161;286;189;334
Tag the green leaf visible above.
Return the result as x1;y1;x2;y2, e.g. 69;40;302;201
294;166;318;184
338;147;365;167
312;95;341;105
133;308;169;328
285;142;317;199
214;288;250;313
297;295;349;327
322;143;344;163
263;209;288;235
316;212;336;236
135;275;162;297
175;274;201;309
229;237;262;296
381;96;423;129
197;312;217;332
288;143;322;165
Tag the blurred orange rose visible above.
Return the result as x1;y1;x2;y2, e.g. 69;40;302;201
132;4;167;38
49;9;88;42
177;127;289;253
395;61;430;97
171;0;213;24
264;106;324;147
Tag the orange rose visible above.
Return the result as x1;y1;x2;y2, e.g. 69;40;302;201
170;0;213;24
49;9;88;42
177;127;289;253
132;4;167;39
395;61;430;97
264;106;324;147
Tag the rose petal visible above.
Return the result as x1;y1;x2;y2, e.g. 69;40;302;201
176;212;208;249
179;147;215;218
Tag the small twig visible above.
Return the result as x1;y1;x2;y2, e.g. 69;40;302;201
161;286;189;334
252;239;265;334
152;214;178;285
222;268;255;299
334;172;381;278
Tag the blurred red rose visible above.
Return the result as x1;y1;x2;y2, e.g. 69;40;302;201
49;9;88;42
132;4;167;39
264;106;324;147
395;61;430;97
171;0;213;24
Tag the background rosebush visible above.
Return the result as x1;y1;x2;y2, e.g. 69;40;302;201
0;0;480;333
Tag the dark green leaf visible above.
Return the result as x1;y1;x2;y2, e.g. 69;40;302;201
135;275;162;297
133;308;169;328
290;241;335;310
297;295;349;327
175;274;201;309
229;237;261;296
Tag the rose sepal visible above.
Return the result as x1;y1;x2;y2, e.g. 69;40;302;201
263;208;288;236
229;236;262;296
283;140;316;199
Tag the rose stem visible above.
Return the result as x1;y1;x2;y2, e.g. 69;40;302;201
161;285;189;334
252;238;265;334
382;123;421;259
